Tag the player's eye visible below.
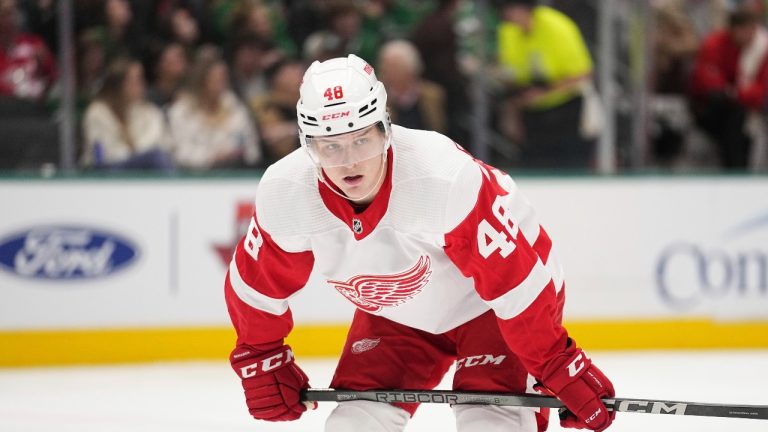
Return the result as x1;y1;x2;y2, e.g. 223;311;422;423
322;143;341;153
353;138;369;146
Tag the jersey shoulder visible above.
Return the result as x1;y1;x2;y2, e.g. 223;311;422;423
389;126;483;234
255;149;340;248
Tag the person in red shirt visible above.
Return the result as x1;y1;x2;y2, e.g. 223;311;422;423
0;0;56;102
689;7;768;169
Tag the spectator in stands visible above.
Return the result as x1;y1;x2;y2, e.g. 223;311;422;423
377;39;447;134
302;1;376;63
45;27;105;123
0;0;56;103
75;29;107;116
81;58;174;171
250;60;304;165
146;41;189;109
359;0;433;49
88;0;146;64
155;4;201;54
411;0;470;143
229;34;283;104
168;46;261;169
655;2;699;95
285;0;328;52
649;1;700;166
228;1;297;58
689;6;768;169
494;0;596;169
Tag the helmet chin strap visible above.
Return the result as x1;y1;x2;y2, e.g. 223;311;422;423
317;150;388;204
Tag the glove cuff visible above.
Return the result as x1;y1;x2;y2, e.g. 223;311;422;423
231;344;296;379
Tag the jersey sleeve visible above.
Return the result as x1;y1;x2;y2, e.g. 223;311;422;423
443;161;568;378
224;209;314;346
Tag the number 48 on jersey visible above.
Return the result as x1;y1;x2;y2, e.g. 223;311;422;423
476;169;521;259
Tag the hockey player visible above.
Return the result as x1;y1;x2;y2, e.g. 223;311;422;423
225;54;615;431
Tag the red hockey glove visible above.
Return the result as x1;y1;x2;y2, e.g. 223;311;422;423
539;339;615;432
230;344;315;421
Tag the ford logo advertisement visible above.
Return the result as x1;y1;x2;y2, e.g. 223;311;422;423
0;226;139;280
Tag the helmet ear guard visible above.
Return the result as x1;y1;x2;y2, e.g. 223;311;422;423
296;54;391;152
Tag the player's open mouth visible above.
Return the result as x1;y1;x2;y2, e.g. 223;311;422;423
343;175;363;186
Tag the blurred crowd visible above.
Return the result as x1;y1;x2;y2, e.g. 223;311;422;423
1;0;768;173
649;0;768;171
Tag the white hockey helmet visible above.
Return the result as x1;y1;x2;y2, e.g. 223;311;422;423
296;54;391;167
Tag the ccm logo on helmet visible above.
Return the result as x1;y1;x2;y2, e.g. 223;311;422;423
322;111;351;120
239;348;295;378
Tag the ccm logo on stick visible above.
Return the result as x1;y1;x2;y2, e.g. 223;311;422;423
239;348;295;378
607;399;688;415
321;111;350;120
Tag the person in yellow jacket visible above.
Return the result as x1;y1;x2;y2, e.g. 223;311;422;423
495;0;596;169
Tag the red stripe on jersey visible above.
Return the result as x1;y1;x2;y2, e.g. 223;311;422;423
225;272;294;345
496;281;568;378
532;226;552;264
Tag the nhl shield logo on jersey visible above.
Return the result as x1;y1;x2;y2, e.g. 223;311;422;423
327;256;432;313
352;218;363;234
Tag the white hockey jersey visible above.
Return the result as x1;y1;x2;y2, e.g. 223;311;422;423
225;125;569;377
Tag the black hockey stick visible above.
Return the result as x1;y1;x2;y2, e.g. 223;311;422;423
302;388;768;420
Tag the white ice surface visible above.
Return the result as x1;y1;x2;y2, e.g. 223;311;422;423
1;351;766;432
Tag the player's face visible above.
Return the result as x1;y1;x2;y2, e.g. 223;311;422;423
316;125;388;204
307;123;387;168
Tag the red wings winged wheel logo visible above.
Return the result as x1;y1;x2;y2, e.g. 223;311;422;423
327;256;432;313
